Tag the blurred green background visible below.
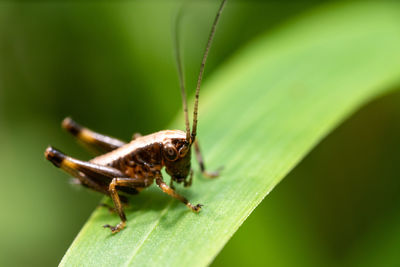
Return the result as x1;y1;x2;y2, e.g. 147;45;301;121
1;1;399;266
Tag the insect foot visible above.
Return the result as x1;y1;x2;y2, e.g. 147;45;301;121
103;221;126;234
188;203;203;213
203;169;221;179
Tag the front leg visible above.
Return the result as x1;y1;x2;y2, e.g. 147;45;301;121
194;140;221;178
183;169;193;188
155;174;202;212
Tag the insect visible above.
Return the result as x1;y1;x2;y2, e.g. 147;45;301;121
44;0;227;233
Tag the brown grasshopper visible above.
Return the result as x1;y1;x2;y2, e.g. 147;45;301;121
44;0;227;233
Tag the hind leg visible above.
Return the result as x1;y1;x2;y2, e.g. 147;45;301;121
62;117;126;152
45;146;148;233
45;146;112;195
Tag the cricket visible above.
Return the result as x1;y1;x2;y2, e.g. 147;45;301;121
44;0;227;233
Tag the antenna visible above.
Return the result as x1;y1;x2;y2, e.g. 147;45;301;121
191;0;227;143
173;6;191;142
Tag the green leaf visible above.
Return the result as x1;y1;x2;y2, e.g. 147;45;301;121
60;2;400;266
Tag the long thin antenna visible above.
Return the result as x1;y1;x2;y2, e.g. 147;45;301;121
173;6;191;141
191;0;227;143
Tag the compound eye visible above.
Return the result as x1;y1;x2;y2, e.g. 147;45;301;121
164;143;178;161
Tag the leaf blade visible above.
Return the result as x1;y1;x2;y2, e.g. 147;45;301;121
60;2;400;266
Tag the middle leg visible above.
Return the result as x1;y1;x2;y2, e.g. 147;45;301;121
104;177;150;233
